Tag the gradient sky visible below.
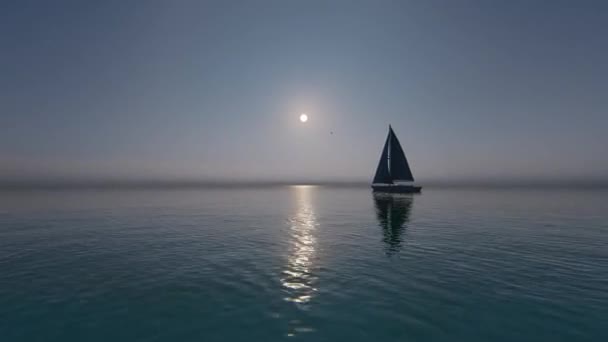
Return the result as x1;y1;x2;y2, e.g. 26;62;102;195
1;0;607;183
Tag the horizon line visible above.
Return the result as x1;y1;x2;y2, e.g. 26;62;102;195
2;177;608;190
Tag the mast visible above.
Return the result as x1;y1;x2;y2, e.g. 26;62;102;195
387;125;391;176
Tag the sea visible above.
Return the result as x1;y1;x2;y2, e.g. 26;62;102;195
0;186;606;341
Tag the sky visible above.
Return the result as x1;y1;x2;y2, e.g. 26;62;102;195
1;0;607;184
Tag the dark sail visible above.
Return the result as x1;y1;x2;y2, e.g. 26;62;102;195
372;133;391;184
388;126;414;182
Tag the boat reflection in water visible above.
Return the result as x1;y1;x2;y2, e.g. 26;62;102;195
282;185;319;307
373;193;414;255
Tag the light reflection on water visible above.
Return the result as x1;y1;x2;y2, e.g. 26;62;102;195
282;186;318;306
281;186;319;337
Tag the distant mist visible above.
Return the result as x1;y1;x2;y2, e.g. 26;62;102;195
2;176;608;191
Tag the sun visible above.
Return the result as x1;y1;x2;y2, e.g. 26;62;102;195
299;113;308;123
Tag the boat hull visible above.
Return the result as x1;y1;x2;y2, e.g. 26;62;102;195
372;184;422;193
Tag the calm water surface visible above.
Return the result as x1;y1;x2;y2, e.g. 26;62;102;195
1;187;607;341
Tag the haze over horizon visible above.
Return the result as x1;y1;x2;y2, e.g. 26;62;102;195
2;1;607;184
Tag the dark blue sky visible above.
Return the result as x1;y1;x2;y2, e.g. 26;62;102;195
1;0;607;182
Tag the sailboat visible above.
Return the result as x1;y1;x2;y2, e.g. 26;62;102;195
372;125;422;193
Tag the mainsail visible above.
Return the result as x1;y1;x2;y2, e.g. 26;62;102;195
372;125;415;184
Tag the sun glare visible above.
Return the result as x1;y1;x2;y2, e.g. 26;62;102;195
299;114;308;123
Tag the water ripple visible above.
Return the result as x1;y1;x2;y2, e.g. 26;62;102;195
0;188;607;341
